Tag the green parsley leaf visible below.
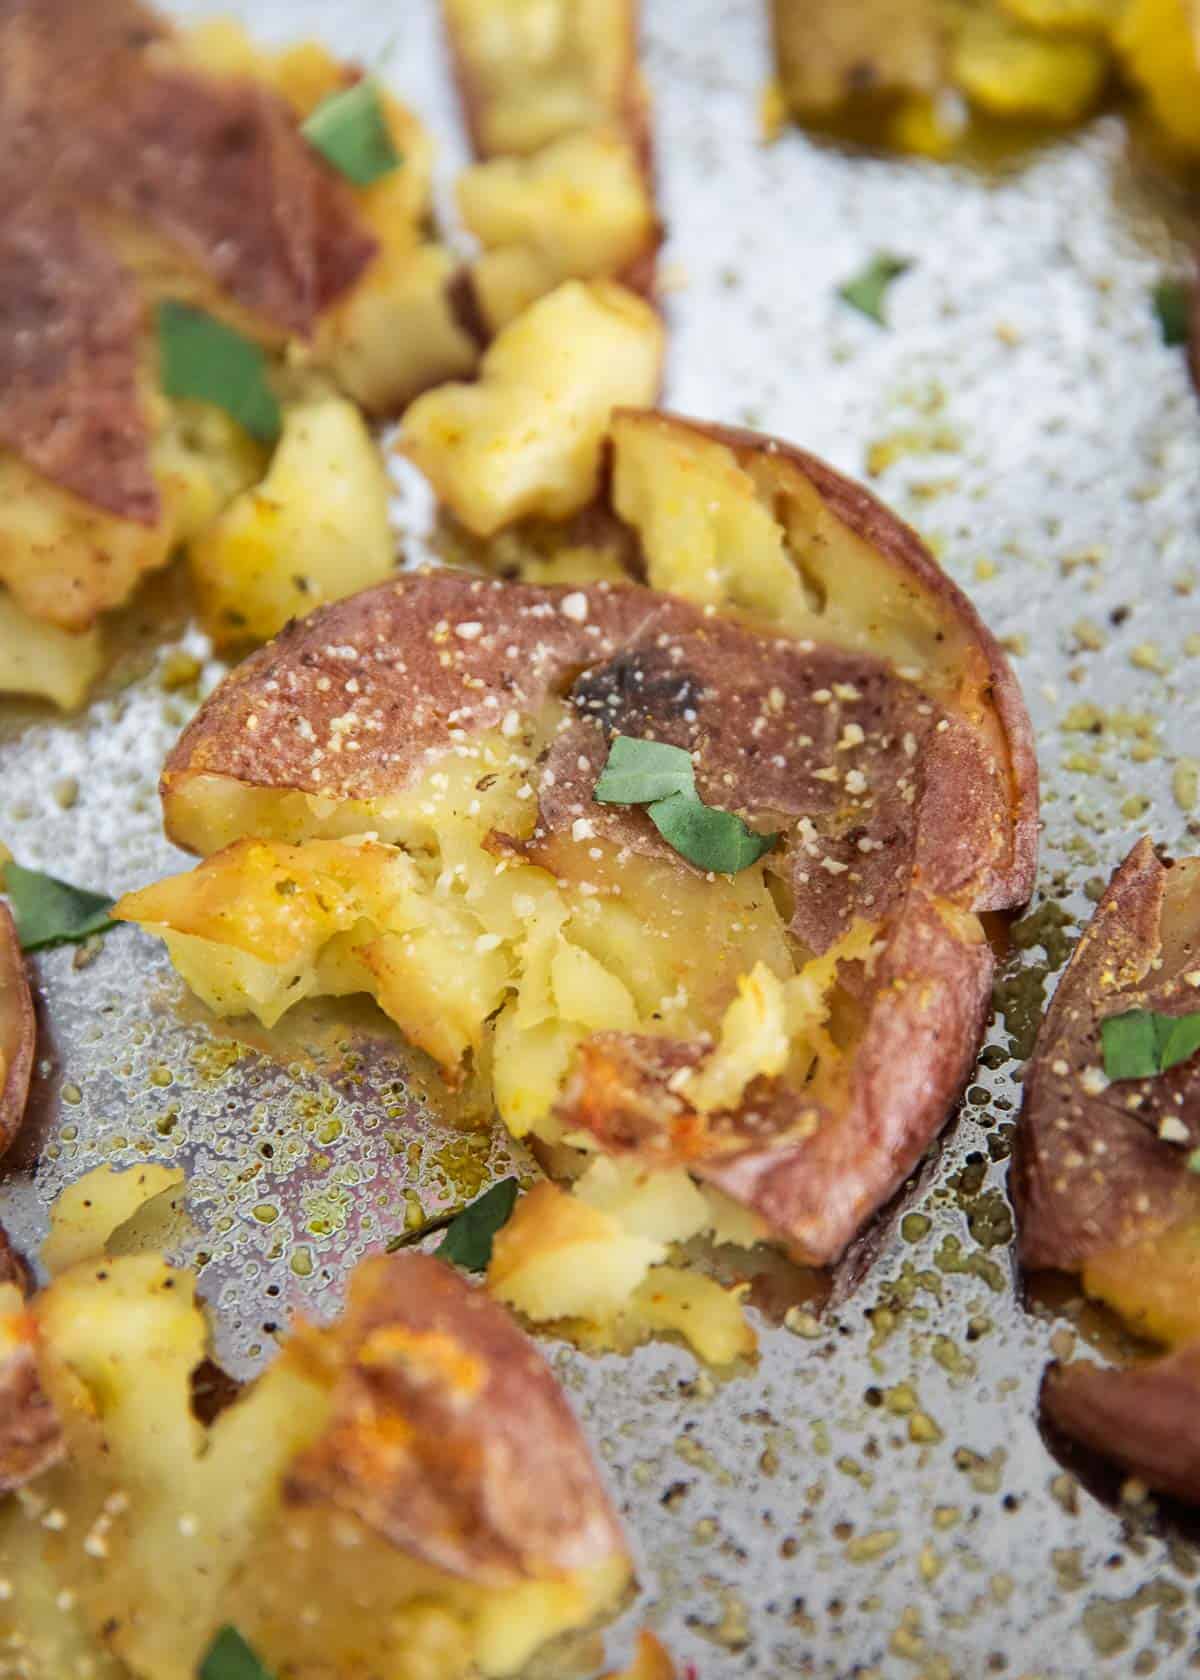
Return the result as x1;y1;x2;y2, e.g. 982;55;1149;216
593;735;696;806
838;254;912;326
1158;1012;1200;1074
648;792;777;874
437;1178;520;1272
198;1625;276;1680
1152;278;1190;348
1101;1007;1200;1082
4;862;115;952
302;79;400;186
157;302;281;445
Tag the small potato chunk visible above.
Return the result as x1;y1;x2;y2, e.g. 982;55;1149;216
771;0;946;114
401;280;663;536
0;900;34;1157
459;129;657;333
951;8;1108;121
1113;0;1200;153
0;593;104;711
489;1182;668;1324
444;0;642;158
188;390;394;646
41;1163;186;1278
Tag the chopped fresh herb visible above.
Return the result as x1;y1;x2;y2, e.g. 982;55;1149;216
1189;1149;1200;1175
593;736;696;805
1152;278;1191;348
157;301;281;444
437;1177;520;1272
1101;1007;1200;1082
198;1625;275;1680
302;79;399;186
648;791;777;874
4;861;115;952
838;254;911;326
385;1206;459;1253
593;735;777;875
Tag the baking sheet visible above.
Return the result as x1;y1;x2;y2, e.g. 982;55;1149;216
3;1;1200;1673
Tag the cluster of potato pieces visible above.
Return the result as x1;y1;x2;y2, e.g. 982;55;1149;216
1;0;1199;1677
771;0;1200;162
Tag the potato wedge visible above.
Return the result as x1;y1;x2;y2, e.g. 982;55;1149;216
130;411;1035;1271
4;1250;630;1680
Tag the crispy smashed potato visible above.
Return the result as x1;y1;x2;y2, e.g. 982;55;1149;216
1016;839;1200;1500
125;409;1034;1281
0;594;104;711
400;281;663;535
0;1249;630;1680
460;129;659;334
443;0;648;160
772;0;1200;154
189;387;394;647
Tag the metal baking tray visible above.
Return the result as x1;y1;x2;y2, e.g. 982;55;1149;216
3;0;1200;1673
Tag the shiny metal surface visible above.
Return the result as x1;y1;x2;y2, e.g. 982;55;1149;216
2;1;1200;1673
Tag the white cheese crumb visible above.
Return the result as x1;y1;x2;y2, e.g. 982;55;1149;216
501;710;521;737
821;857;849;875
572;818;595;842
1051;1059;1070;1077
1080;1065;1109;1096
844;769;868;795
1159;1116;1190;1145
837;723;866;751
560;591;589;623
454;621;483;640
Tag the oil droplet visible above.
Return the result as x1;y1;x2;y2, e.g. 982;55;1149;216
60;1124;78;1141
62;1084;82;1106
149;1065;173;1088
316;1118;342;1145
252;1203;279;1225
290;1248;314;1278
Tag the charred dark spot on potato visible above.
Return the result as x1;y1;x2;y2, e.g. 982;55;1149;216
570;649;706;741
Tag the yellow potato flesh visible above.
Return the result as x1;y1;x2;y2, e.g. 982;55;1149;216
459;128;654;332
10;1251;626;1680
445;0;637;156
188;388;394;647
401;280;663;536
41;1163;185;1277
1113;0;1200;153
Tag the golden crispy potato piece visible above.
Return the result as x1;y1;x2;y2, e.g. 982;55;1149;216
951;6;1108;121
0;594;104;711
5;1249;629;1680
400;281;663;535
188;387;394;647
602;1632;679;1680
1113;0;1200;153
770;0;946;114
443;0;649;162
460;129;659;334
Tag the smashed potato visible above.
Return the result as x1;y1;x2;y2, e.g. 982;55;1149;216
400;281;663;535
1016;838;1200;1500
125;409;1035;1280
0;1249;630;1680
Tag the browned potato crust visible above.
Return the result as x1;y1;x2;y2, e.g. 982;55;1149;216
1041;1343;1200;1505
147;411;1035;1265
283;1252;629;1584
1013;838;1200;1271
0;902;34;1162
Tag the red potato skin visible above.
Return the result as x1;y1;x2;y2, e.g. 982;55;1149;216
1;0;376;343
0;202;158;525
286;1252;630;1585
156;412;1036;1263
0;903;34;1165
1042;1345;1200;1506
1013;839;1200;1271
